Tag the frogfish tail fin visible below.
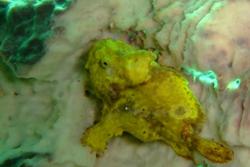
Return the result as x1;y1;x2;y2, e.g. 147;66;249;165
193;136;233;163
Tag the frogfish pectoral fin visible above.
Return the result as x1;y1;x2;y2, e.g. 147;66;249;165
193;136;234;163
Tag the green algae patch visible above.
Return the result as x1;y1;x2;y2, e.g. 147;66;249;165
0;0;72;66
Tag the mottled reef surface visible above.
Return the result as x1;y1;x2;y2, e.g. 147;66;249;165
0;0;249;167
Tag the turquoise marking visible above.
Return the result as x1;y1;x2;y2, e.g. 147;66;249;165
182;67;219;89
226;78;241;91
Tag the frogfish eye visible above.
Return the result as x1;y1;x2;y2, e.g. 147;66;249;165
99;60;108;68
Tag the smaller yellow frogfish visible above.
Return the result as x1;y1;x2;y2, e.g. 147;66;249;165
81;39;233;163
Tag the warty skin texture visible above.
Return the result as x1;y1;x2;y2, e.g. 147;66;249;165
81;39;233;164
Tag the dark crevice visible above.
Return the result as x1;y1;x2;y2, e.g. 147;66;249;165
0;152;50;167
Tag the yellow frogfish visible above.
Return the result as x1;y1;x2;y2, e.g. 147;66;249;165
81;39;233;163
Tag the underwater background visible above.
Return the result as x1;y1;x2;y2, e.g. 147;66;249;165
0;0;250;167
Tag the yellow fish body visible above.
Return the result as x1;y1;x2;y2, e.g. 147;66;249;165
81;39;233;163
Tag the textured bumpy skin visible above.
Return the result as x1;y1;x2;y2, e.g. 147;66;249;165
81;39;233;163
